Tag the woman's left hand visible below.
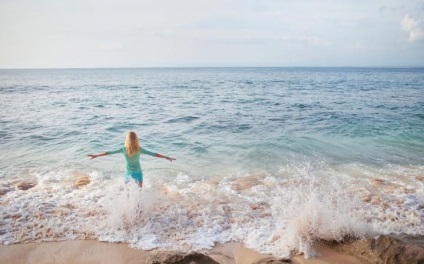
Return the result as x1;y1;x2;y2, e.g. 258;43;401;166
166;157;176;162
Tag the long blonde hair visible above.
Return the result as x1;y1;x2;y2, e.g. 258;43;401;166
125;131;141;157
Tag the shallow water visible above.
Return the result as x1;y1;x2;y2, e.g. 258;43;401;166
0;67;423;257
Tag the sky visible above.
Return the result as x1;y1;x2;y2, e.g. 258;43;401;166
0;0;423;68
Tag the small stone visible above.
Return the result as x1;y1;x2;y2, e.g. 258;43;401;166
415;176;424;181
0;188;11;196
75;176;90;188
370;178;385;186
231;176;260;191
15;181;36;190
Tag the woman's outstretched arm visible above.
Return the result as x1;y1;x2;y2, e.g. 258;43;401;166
88;148;121;159
140;148;175;162
155;153;176;162
87;152;108;159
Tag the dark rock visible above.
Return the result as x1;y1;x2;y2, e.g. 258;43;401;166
340;236;424;264
255;259;291;264
0;187;11;196
249;256;291;264
143;251;219;264
15;181;36;190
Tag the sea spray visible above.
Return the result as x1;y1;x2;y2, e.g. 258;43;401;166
267;172;371;258
1;160;423;258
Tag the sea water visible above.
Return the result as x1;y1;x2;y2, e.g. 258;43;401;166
0;67;423;258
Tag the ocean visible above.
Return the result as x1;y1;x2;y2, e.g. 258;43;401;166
1;67;423;258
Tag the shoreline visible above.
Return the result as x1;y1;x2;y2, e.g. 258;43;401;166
0;240;361;264
2;236;423;264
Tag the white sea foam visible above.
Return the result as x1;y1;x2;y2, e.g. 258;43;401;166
0;163;423;258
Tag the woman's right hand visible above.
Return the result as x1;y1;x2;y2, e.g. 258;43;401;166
88;152;108;159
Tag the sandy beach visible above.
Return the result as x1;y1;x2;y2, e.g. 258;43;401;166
2;236;424;264
0;239;383;264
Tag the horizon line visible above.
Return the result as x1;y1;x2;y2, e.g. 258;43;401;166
1;65;424;70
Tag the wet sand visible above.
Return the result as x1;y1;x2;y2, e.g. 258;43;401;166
0;240;367;264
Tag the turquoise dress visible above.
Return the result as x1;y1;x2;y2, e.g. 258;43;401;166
107;147;156;182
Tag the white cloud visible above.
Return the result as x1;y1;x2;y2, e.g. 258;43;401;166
401;14;424;42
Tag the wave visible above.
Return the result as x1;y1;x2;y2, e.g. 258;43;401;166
165;116;200;124
1;162;422;258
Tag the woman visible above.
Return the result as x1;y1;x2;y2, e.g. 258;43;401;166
88;131;175;188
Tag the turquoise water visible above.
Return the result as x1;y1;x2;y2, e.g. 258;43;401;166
1;68;423;174
1;68;423;257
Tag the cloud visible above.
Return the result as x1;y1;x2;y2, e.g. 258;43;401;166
401;14;424;42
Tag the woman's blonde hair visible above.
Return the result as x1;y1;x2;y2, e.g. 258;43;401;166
125;131;141;157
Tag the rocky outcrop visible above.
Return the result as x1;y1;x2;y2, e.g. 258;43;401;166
336;236;424;264
143;251;219;264
255;259;291;264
